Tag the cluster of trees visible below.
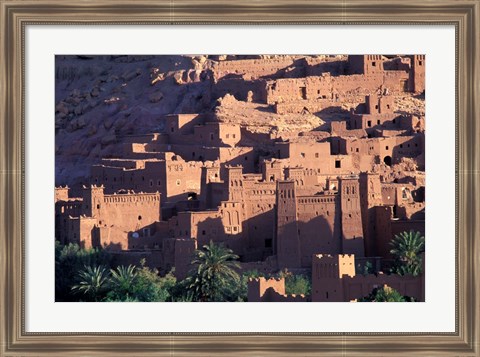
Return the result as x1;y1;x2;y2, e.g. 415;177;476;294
56;229;423;303
56;240;310;302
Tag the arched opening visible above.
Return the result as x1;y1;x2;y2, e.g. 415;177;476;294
383;155;392;166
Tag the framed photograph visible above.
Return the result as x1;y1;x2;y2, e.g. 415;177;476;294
1;0;479;355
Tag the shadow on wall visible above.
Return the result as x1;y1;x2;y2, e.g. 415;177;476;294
277;212;342;269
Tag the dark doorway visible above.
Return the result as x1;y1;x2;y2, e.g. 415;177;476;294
383;156;392;166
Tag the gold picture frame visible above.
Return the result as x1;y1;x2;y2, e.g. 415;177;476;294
1;0;479;355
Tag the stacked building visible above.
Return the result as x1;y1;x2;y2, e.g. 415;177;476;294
55;55;426;301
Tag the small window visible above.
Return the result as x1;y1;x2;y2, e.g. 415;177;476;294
170;127;174;133
315;153;319;158
176;179;181;186
400;144;403;148
265;239;272;248
377;120;380;125
210;133;214;140
372;62;376;67
386;146;389;150
335;160;341;168
138;215;142;220
202;230;206;235
301;152;305;158
232;134;236;139
419;60;423;66
356;148;359;152
367;120;372;127
97;204;100;209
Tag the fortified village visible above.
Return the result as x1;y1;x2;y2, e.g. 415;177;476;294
55;55;425;302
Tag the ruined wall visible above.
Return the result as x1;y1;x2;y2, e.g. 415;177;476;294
212;78;268;102
212;58;297;80
247;277;307;302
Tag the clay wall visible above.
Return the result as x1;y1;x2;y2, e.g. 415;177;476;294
91;159;166;195
366;95;395;114
164;159;203;201
242;180;276;256
276;141;331;161
55;187;69;202
58;186;162;251
163;114;205;135
212;58;297;80
411;55;426;93
276;181;301;268
349;113;400;130
261;160;284;183
174;238;197;280
296;194;341;266
127;221;169;250
193;122;241;147
339;177;365;257
274;100;332;115
247;277;307;302
109;250;163;271
64;216;97;248
311;254;424;301
212;78;268;102
330;121;367;138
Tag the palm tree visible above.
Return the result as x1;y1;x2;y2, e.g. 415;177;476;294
71;265;110;301
390;230;425;276
109;265;137;299
186;241;241;302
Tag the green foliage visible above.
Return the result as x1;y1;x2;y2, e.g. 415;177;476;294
130;263;176;302
358;285;408;302
55;241;111;301
71;265;110;302
105;265;138;301
56;242;176;302
185;241;241;302
390;230;425;276
277;269;311;296
363;261;374;276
